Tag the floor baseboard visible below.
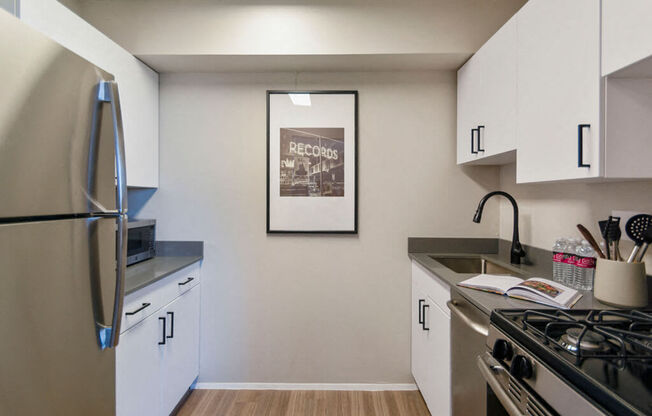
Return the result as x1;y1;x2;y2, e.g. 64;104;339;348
193;383;418;391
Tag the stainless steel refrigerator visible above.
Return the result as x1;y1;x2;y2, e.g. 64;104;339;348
0;11;127;416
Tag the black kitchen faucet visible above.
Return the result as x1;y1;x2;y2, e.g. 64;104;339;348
473;191;526;265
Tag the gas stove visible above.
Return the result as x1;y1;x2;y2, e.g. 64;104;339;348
482;308;652;416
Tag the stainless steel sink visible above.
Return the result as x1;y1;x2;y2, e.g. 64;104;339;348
429;256;524;277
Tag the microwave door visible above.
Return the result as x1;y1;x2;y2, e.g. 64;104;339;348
0;216;125;416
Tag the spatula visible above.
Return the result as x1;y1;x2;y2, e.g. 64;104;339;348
636;226;652;263
599;216;621;260
608;216;622;261
625;214;652;262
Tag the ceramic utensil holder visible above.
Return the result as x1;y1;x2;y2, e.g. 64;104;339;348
593;258;648;308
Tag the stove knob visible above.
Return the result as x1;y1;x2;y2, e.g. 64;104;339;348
510;355;533;380
492;339;514;361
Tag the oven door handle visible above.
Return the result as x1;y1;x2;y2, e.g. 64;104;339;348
477;353;525;416
447;300;489;337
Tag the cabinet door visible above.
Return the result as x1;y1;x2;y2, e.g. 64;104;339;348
516;0;602;183
602;0;652;76
476;16;517;159
411;282;427;392
457;53;482;164
161;285;201;415
420;297;451;416
116;313;164;416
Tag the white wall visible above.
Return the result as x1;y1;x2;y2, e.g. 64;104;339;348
498;163;652;270
130;71;499;383
21;0;160;188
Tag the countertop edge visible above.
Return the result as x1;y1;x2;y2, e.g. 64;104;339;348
125;255;203;295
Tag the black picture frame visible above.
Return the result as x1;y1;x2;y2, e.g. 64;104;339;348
266;90;358;234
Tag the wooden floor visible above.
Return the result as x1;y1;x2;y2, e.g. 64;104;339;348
176;390;431;416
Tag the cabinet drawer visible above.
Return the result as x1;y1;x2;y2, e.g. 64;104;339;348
121;262;200;333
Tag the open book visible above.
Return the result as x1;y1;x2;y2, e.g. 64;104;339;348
457;274;582;309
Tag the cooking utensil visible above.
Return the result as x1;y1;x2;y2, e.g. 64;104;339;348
599;219;610;260
600;216;622;261
612;223;623;262
636;226;652;262
577;224;605;259
625;214;652;262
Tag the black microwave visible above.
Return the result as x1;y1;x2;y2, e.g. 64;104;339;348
127;219;156;266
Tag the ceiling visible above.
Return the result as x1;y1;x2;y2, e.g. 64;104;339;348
58;0;527;73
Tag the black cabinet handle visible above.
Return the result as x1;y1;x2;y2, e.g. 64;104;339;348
422;304;430;331
477;125;485;152
578;124;590;167
418;299;425;324
471;128;478;154
166;311;175;339
158;317;166;345
125;302;151;316
178;277;194;286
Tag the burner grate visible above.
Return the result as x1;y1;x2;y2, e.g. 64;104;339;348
503;309;652;361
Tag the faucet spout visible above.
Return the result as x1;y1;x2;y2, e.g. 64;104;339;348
473;191;526;265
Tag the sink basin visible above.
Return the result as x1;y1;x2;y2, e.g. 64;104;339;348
429;256;524;277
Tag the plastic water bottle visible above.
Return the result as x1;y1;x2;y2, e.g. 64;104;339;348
574;240;597;290
552;238;567;284
561;238;578;287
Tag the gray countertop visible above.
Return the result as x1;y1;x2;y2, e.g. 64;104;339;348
125;241;203;295
408;238;616;315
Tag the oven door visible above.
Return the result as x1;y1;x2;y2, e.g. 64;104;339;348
477;353;555;416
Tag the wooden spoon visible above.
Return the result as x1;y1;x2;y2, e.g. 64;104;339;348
577;224;606;259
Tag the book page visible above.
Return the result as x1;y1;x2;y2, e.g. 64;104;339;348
506;278;580;308
457;274;524;295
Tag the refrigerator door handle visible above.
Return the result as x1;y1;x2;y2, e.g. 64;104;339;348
95;214;128;349
94;80;128;214
110;213;128;347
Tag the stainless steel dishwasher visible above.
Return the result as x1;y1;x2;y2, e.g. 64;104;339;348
447;290;490;416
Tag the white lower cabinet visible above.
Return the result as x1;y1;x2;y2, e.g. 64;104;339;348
117;265;201;416
161;286;201;415
411;261;451;416
116;311;163;416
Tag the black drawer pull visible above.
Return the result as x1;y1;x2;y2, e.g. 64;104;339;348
178;277;194;286
422;304;430;331
166;312;175;339
418;299;425;324
477;125;485;152
158;317;166;345
471;128;478;154
577;124;590;168
125;302;151;316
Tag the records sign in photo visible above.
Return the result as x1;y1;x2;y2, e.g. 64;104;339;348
279;127;344;197
267;91;357;233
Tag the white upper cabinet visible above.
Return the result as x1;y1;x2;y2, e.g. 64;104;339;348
457;16;517;165
457;53;483;164
602;0;652;76
477;16;517;161
20;0;159;188
515;0;602;183
457;0;652;183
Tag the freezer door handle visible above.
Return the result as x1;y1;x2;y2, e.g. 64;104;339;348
95;214;127;349
93;80;128;214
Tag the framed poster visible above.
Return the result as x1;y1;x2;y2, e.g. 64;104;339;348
267;90;358;234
